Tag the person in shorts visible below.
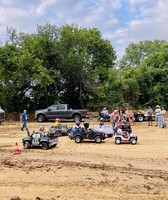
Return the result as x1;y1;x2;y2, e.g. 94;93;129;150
147;106;153;126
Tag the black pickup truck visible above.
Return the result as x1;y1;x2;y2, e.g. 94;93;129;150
35;104;88;122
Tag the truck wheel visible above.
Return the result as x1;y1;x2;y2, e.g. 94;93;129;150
95;136;102;143
130;138;137;145
73;114;81;122
55;130;62;137
41;142;48;150
75;136;82;143
37;115;45;122
115;138;121;145
136;115;144;122
24;141;31;149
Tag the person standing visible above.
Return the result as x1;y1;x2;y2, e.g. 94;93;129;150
160;107;167;128
20;110;29;133
128;110;135;126
155;105;161;127
110;110;116;132
125;108;130;122
147;106;153;126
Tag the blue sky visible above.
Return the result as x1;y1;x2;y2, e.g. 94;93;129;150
0;0;168;60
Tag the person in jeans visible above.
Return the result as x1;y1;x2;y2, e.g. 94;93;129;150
155;105;161;127
160;108;167;128
147;106;153;126
110;110;116;132
101;107;109;119
20;110;29;134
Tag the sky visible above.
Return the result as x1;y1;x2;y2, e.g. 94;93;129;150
0;0;168;60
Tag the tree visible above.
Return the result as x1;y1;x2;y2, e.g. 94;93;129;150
137;42;168;108
57;25;116;108
119;40;166;68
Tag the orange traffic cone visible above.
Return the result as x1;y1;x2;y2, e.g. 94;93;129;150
13;142;21;155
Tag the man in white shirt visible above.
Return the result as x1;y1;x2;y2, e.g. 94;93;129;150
155;105;161;127
101;107;109;119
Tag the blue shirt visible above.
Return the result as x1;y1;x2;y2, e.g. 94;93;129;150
21;113;27;122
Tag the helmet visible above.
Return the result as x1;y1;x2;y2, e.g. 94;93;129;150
55;118;60;122
84;121;89;129
39;125;45;131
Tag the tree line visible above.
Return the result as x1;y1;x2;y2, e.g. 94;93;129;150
0;23;167;113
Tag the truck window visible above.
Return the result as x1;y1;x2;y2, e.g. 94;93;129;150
57;105;66;110
48;105;57;111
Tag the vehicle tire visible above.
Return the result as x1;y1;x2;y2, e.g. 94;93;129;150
73;114;81;122
24;141;31;149
41;142;48;150
115;138;121;145
130;138;137;145
136;115;144;122
55;130;62;137
95;136;102;143
37;115;45;122
75;136;82;143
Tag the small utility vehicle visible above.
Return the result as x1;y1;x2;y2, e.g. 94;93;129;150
48;125;68;137
114;122;138;145
22;131;58;150
69;122;106;143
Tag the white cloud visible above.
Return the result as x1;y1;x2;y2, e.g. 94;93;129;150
0;0;168;60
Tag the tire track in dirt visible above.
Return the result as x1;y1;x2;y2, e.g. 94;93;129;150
1;156;168;181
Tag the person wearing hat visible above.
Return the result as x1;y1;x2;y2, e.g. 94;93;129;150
39;125;47;137
155;105;161;127
101;107;109;119
20;110;29;134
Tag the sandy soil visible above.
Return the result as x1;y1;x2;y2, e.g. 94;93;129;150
0;120;168;200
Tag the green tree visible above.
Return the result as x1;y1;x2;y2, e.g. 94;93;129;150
119;40;166;68
137;42;168;108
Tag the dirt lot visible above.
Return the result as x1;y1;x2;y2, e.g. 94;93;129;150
0;120;168;200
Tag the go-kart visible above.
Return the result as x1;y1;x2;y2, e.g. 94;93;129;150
22;131;58;150
48;125;68;137
113;122;137;145
69;122;106;143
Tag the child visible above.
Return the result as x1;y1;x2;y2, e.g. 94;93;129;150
54;118;60;126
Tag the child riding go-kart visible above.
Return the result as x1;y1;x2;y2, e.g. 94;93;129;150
114;121;138;145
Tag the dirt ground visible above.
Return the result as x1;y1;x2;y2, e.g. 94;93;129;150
0;120;168;200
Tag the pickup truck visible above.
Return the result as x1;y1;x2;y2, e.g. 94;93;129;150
133;111;155;122
0;106;5;124
35;104;89;122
